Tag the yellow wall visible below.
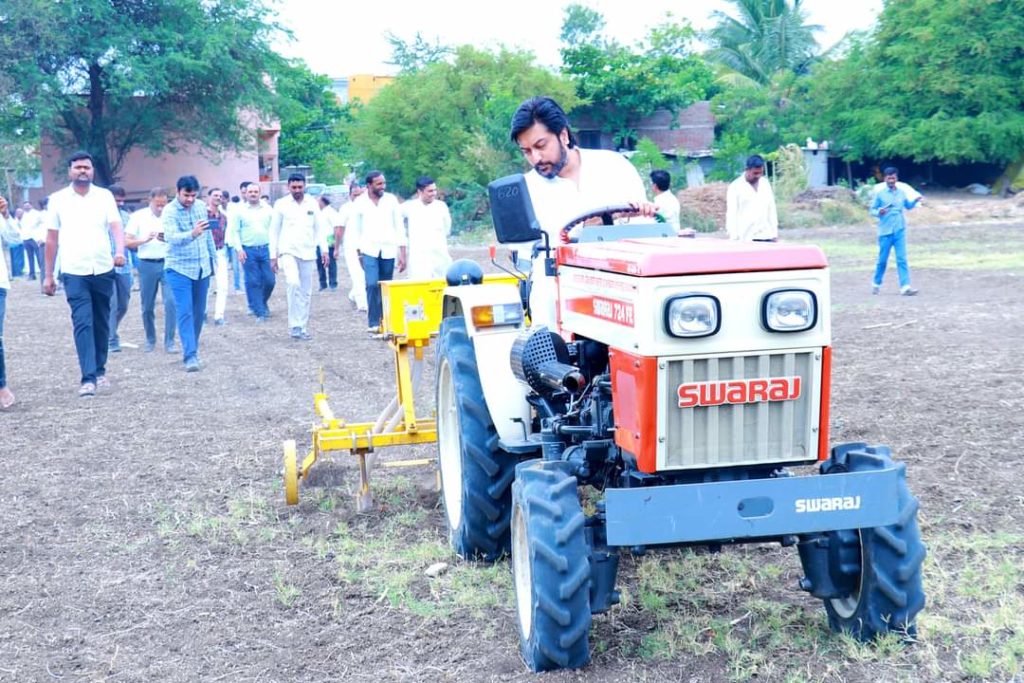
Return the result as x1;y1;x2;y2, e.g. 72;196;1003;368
348;74;395;104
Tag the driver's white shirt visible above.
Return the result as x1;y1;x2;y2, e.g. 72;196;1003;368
523;147;646;328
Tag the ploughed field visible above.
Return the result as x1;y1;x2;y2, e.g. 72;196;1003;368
1;217;1021;682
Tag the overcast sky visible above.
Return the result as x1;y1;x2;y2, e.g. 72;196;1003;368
273;0;883;77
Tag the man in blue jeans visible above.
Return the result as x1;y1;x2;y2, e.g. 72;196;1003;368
162;175;215;372
347;171;406;334
43;151;126;397
227;181;275;320
870;167;923;296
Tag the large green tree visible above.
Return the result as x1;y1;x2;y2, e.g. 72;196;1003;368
811;0;1024;181
271;59;355;184
0;0;286;186
559;5;715;145
706;0;822;85
348;45;577;226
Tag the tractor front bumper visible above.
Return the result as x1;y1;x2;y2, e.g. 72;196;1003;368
604;467;900;546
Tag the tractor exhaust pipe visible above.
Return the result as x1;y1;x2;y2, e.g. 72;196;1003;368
511;326;585;396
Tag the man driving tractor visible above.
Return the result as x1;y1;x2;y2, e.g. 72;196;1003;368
509;96;656;327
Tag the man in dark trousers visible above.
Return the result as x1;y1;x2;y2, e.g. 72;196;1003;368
43;151;126;397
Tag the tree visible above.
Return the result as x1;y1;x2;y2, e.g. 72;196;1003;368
710;70;816;156
348;46;577;228
810;0;1024;180
271;59;355;184
0;0;287;186
559;5;716;146
706;0;822;85
385;32;454;74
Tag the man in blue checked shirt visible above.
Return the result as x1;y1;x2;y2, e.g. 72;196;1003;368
162;175;216;372
869;167;922;296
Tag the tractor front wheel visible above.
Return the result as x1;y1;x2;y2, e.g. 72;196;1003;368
819;444;927;639
511;460;592;671
436;316;517;562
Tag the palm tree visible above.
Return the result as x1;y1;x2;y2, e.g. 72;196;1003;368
707;0;822;85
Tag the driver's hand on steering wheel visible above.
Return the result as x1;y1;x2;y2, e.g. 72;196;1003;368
631;200;658;218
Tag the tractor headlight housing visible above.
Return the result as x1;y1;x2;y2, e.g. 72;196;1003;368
665;294;720;338
762;289;817;332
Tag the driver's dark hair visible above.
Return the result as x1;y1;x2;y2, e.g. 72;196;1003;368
415;176;434;191
745;154;766;169
365;170;383;185
650;169;671;192
883;166;899;176
287;172;305;184
509;96;578;148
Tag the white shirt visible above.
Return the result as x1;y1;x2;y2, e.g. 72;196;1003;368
524;148;647;247
653;190;681;233
0;214;21;289
21;209;47;242
523;148;647;328
403;199;452;279
349;192;405;259
46;184;121;275
270;194;329;261
126;206;169;260
726;174;778;241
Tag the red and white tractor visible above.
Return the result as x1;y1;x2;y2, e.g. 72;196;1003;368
434;174;926;671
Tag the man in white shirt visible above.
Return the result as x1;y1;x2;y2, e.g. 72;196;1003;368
22;199;49;292
316;194;340;291
18;201;43;280
43;151;126;398
0;196;22;409
649;170;681;233
333;182;367;313
403;176;452;280
270;173;329;341
510;96;654;328
348;171;406;333
125;187;176;353
726;155;779;242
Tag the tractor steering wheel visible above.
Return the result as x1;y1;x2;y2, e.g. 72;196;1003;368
559;204;642;244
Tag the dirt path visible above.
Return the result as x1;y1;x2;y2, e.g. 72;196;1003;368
1;220;1022;682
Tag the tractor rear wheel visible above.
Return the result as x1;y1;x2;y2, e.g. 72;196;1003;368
511;460;592;671
820;444;927;639
436;316;517;561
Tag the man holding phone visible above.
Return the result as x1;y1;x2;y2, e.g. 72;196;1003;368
162;175;216;371
869;166;923;296
125;187;176;353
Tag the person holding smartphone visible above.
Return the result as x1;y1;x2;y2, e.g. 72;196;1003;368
125;187;176;353
162;175;216;372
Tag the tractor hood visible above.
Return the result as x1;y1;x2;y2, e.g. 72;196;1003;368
557;237;828;277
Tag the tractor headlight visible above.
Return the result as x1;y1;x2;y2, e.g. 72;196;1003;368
471;303;523;329
762;289;817;332
665;295;720;338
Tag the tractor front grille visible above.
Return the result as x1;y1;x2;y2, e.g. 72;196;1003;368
660;350;820;470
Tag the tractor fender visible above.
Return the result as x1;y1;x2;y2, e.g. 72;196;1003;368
442;284;532;443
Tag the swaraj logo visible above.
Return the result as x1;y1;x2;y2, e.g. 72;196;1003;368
677;376;801;408
795;496;862;514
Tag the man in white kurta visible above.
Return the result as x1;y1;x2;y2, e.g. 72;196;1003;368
403;176;452;280
270;174;329;341
510;97;653;328
725;154;779;242
334;183;367;312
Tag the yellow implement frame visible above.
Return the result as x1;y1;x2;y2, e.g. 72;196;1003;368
282;274;518;511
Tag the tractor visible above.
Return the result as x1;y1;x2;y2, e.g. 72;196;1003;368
433;174;926;671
